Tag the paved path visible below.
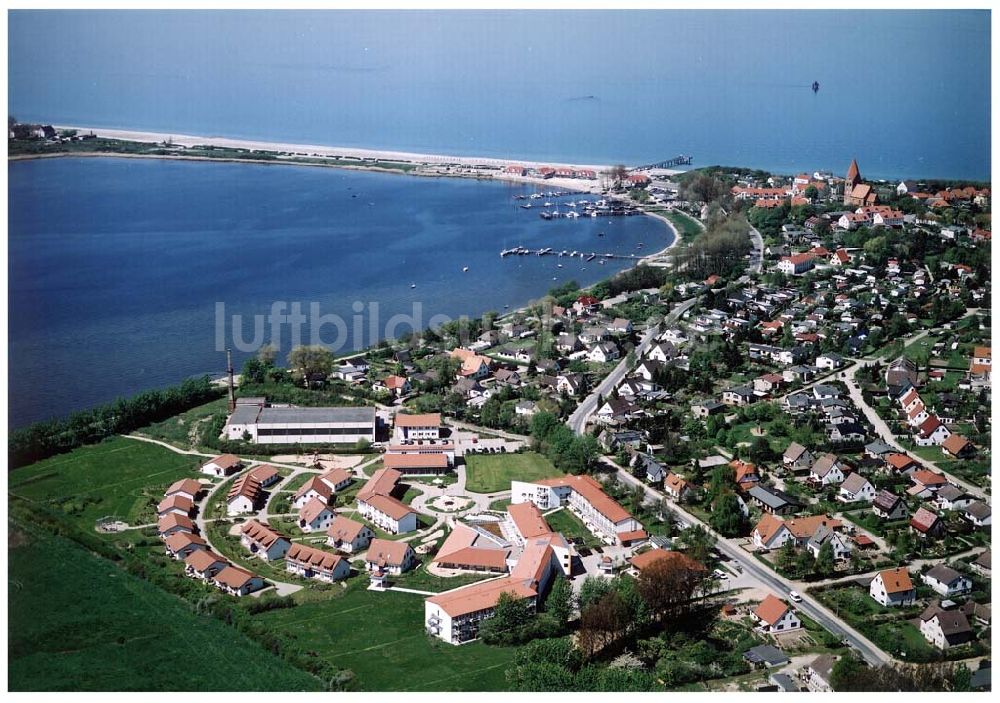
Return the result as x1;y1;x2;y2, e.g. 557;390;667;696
601;457;891;666
843;365;988;502
569;296;698;435
386;586;438;596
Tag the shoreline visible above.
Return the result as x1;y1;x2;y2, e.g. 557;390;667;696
9;131;683;427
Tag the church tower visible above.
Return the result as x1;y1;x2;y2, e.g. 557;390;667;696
844;159;861;205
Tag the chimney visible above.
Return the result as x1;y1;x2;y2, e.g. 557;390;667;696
226;348;236;412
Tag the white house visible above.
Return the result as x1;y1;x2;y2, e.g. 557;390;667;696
919;607;974;650
212;565;265;597
240;520;291;561
816;353;845;370
298;496;336;533
810;454;845;485
752;594;801;634
200;454;243;478
870;567;916;607
921;565;973;597
285;543;351;583
394;412;442;441
837;473;876;503
806;525;852;561
365;539;417;575
588;342;620;363
326;515;375;553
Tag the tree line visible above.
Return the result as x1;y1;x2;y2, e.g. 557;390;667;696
10;376;223;468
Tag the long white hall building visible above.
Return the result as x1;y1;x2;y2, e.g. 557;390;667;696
224;400;376;445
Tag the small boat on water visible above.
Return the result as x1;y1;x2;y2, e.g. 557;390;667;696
598;259;605;265
557;263;563;268
462;266;469;272
410;283;416;288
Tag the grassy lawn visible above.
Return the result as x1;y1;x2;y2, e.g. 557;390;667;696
488;497;512;512
253;580;515;691
133;397;229;450
542;508;602;549
8;436;203;530
9;434;525;691
662;210;703;242
463;451;563;494
8;517;323;691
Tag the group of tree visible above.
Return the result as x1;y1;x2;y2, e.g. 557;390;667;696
10;376;223;468
506;637;658;691
529;412;600;474
830;654;974;692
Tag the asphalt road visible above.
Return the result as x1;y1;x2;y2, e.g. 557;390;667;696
568;297;698;435
608;460;891;667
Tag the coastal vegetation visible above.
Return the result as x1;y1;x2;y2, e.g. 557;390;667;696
8;136;420;174
9;376;222;468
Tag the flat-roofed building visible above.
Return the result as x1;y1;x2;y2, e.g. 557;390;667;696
224;404;376;445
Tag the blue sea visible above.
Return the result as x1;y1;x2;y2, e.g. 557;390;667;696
8;157;670;426
7;10;991;181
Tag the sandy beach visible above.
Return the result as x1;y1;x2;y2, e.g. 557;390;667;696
48;125;686;195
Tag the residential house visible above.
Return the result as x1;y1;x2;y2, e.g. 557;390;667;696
963;501;992;527
240;520;291;561
748;485;800;516
922;565;973;598
870;567;916;607
910;507;945;539
806;525;852;561
165;478;205;502
365;539;417;575
285;543;351;583
837;473;876;503
783;442;814;473
298;496;336;533
326;515;375;553
663;472;693;501
872;490;909;521
919;606;974;650
200;454;243;478
752;514;842;551
806;654;838;692
935;485;975;512
158;494;195;518
809;454;846;486
184;550;228;580
212;565;265;597
158;513;195;538
752;594;801;634
163;531;207;560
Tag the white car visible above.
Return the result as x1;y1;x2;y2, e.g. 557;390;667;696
714;569;729;580
789;590;803;603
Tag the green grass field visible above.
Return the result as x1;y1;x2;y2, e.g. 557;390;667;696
8;436;204;530
8;518;323;692
463;452;563;494
254;580;515;691
9;435;521;691
543;508;603;549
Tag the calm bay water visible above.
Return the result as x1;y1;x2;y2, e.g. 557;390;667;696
8;157;670;427
7;10;991;181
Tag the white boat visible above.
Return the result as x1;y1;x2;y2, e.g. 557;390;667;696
410;283;417;288
462;266;469;272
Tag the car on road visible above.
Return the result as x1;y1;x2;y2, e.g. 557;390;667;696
789;590;803;603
